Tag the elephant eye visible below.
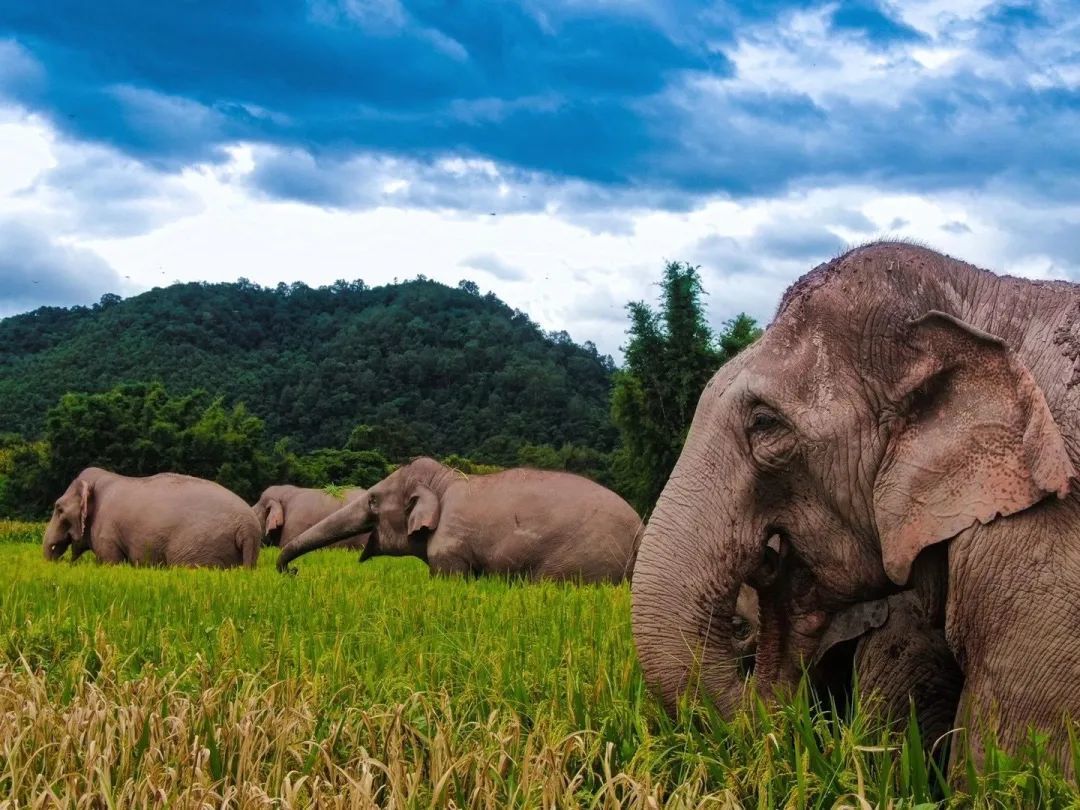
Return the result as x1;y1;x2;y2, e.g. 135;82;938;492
747;404;797;468
748;408;781;433
368;495;379;512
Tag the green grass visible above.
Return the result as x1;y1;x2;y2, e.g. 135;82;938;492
2;523;1077;807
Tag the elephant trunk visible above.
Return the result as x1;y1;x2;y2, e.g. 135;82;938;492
631;463;763;717
42;519;69;561
277;499;371;572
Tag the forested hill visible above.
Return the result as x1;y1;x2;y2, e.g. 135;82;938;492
0;278;617;458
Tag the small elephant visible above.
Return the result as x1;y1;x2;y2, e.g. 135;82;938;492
252;485;370;550
43;467;262;568
811;551;963;751
277;457;643;582
633;242;1080;769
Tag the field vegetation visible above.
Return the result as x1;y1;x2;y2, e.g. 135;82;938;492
2;522;1076;807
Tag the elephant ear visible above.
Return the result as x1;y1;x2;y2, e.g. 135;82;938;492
266;499;284;533
78;479;94;538
407;484;440;537
874;311;1074;585
810;598;890;668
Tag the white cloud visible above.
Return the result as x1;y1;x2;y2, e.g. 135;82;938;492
0;109;55;196
2;107;1080;357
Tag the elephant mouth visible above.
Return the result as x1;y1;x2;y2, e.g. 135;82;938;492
45;539;71;560
748;530;787;590
359;529;379;561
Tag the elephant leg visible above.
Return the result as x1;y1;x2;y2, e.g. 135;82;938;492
854;592;963;751
427;551;473;577
92;537;127;564
241;528;260;569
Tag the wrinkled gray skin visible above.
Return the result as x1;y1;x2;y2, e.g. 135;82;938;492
252;485;370;550
853;597;963;749
816;549;963;750
278;457;643;582
633;242;1080;766
43;467;261;568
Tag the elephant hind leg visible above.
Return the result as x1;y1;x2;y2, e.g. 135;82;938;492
239;525;261;569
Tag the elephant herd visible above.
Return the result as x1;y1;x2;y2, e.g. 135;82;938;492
39;242;1080;774
43;458;644;583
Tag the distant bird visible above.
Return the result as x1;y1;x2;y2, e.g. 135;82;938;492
489;212;496;216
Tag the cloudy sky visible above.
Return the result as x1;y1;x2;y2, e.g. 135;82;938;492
1;1;1078;356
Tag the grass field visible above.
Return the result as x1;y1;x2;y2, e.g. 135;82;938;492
2;520;1077;807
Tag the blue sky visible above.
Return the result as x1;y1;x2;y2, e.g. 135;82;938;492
1;0;1078;355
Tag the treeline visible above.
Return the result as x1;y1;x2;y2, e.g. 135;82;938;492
0;263;760;518
0;382;615;518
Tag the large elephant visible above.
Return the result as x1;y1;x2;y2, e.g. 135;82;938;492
277;457;642;582
43;467;262;568
632;242;1080;763
252;485;370;549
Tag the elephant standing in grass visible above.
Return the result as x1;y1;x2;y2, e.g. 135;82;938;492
632;242;1080;768
253;485;370;549
277;457;642;583
43;468;261;568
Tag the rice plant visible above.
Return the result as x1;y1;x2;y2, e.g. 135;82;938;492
1;524;1076;807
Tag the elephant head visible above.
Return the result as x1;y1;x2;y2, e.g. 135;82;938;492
43;472;96;561
631;244;1074;716
277;459;443;572
252;488;287;543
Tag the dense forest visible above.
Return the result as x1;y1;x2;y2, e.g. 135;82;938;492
0;267;759;518
0;277;616;456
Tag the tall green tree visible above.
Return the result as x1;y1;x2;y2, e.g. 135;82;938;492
41;383;270;502
611;262;762;514
719;312;764;358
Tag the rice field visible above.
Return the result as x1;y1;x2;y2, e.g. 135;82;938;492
1;520;1077;807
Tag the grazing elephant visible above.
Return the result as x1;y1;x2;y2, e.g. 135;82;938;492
631;242;1080;766
277;457;642;582
252;485;370;550
813;549;964;750
43;467;262;568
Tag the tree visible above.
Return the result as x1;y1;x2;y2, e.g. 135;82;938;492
719;313;763;359
611;261;761;514
0;436;49;518
346;419;425;464
278;448;392;489
41;383;270;502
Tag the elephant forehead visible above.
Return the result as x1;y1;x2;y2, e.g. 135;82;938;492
760;320;865;408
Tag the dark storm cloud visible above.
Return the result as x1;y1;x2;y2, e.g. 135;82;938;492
0;221;126;313
1;0;1078;213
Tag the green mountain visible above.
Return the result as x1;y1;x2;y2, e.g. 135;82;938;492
0;277;618;459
